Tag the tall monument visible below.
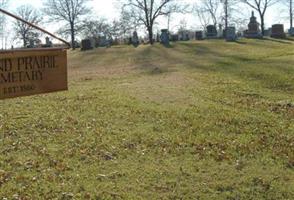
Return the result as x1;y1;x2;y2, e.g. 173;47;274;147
244;11;262;38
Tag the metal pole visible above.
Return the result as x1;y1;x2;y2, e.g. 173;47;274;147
0;8;71;48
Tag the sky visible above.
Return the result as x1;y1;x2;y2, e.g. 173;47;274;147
1;0;291;48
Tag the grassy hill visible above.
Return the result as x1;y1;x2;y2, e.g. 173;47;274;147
1;38;294;199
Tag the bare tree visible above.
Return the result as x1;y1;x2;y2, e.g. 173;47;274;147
193;5;212;30
202;0;222;27
119;8;139;36
0;0;9;27
221;0;229;32
282;0;293;29
43;0;91;50
0;0;9;49
13;5;42;47
81;18;110;38
241;0;278;35
121;0;182;44
220;0;241;35
291;0;293;29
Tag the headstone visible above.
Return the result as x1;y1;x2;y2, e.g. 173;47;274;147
289;28;294;36
132;31;139;47
237;31;243;38
206;25;217;38
244;11;262;38
195;31;203;40
98;36;110;47
289;27;294;36
170;34;179;41
188;31;195;40
45;38;49;45
226;26;237;41
271;24;286;38
43;37;53;48
92;37;99;48
263;29;271;37
81;39;93;51
179;31;189;41
160;29;169;46
185;33;190;41
27;40;35;48
218;24;224;38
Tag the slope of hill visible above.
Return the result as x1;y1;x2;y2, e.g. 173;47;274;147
1;38;294;199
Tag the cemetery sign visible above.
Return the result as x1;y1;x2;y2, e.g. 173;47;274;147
0;8;69;100
0;48;67;99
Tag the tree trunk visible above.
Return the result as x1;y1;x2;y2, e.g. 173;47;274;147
148;26;154;45
23;35;26;48
259;13;265;36
291;0;293;29
224;0;228;37
70;22;75;50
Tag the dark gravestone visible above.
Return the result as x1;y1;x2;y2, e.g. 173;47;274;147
271;24;286;38
93;37;100;47
245;11;262;38
74;41;80;48
288;28;294;36
27;40;35;48
226;27;237;41
99;36;110;47
132;31;139;47
160;29;169;46
184;33;190;41
263;29;271;37
170;34;179;42
206;25;217;38
81;39;93;51
42;37;53;48
46;37;52;47
289;28;294;36
179;31;189;41
237;31;242;38
195;31;203;40
218;24;224;38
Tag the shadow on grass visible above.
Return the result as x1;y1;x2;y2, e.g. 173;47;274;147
175;42;224;57
261;37;294;44
170;42;294;93
285;37;294;41
161;43;174;48
130;41;294;93
233;40;247;45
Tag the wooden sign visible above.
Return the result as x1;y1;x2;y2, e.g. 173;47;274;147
0;48;67;100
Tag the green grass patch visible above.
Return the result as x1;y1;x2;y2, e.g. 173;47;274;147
1;39;294;199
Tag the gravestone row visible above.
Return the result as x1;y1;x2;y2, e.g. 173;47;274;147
80;11;292;51
81;36;112;51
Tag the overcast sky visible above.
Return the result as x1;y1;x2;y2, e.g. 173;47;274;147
1;0;290;48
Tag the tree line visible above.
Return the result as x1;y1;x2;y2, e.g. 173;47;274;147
0;0;293;49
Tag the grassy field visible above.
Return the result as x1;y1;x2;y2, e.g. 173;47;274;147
1;38;294;199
